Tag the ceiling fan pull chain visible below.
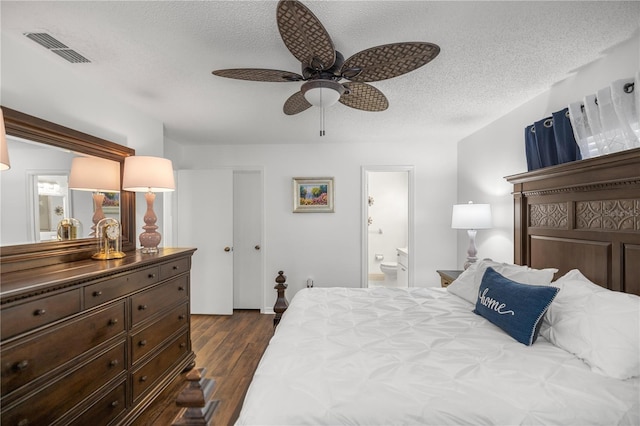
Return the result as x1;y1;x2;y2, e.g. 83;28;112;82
320;89;325;136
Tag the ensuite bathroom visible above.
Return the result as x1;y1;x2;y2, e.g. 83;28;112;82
366;170;409;288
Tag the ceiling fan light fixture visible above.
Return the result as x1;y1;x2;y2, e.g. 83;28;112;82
301;80;345;108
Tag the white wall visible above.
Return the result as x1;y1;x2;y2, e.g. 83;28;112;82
456;33;640;268
170;140;458;308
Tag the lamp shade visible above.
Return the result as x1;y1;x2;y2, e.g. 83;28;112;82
0;108;10;171
69;156;120;192
301;80;345;107
451;201;492;230
122;156;175;192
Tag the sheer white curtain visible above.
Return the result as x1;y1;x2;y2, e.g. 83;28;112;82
569;73;639;159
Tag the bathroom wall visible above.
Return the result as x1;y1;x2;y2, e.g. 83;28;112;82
367;171;409;279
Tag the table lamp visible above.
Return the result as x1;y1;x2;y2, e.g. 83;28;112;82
69;156;121;236
452;201;492;269
122;156;175;254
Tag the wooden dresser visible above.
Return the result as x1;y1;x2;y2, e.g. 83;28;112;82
0;248;196;425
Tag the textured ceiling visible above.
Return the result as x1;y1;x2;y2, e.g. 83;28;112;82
2;1;639;146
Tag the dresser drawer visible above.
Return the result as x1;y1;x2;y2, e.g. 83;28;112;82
132;331;190;402
131;275;189;326
1;302;125;396
1;342;126;425
159;256;191;280
84;266;160;309
1;289;81;340
69;380;127;426
131;302;189;364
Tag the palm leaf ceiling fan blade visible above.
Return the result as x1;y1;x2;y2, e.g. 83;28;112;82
339;82;389;112
341;42;440;83
283;91;312;115
277;0;335;71
212;68;303;82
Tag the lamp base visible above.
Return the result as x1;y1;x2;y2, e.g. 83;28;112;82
463;257;478;270
139;191;161;254
90;192;106;237
140;245;159;255
463;229;479;270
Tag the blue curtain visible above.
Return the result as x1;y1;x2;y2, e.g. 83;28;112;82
524;108;581;171
533;117;558;168
552;108;582;163
524;125;542;171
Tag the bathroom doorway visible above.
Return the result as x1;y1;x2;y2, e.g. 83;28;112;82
361;166;414;288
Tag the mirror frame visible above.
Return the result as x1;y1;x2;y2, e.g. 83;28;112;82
1;106;136;272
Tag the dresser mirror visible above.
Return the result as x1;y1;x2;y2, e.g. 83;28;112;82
0;107;136;268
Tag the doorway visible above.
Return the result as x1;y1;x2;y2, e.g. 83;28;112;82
361;166;414;288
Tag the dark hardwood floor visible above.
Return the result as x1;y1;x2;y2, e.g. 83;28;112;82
133;310;274;426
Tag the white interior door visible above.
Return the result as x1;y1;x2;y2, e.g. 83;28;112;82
233;170;263;309
176;169;233;315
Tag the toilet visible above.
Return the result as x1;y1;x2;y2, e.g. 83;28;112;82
380;261;398;282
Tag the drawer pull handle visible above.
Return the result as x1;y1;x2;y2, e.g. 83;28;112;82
34;309;46;316
148;273;156;279
173;265;179;270
140;375;148;382
14;360;29;371
18;420;29;426
179;343;186;349
139;305;148;311
139;340;147;347
108;318;119;326
93;291;103;297
179;314;186;320
111;401;119;408
110;359;119;367
178;286;185;291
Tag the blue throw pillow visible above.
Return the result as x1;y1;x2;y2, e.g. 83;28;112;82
473;267;559;346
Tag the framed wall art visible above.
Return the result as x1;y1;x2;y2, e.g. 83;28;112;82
102;192;120;214
292;177;334;213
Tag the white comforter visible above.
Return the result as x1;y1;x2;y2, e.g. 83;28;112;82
236;287;640;425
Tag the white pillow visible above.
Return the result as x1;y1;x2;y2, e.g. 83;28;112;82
540;269;640;380
447;259;557;304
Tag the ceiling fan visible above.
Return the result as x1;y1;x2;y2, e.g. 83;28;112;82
212;0;440;135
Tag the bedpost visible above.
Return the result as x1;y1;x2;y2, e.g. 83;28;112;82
273;270;288;328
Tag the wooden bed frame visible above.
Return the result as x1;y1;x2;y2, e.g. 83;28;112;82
506;147;640;295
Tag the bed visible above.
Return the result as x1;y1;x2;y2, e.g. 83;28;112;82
236;148;640;426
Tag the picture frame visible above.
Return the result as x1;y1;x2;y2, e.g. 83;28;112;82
292;177;334;213
102;192;120;214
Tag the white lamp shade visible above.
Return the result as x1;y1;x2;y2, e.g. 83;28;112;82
69;156;121;192
301;80;345;108
0;108;10;171
122;156;175;192
304;87;342;107
451;201;492;229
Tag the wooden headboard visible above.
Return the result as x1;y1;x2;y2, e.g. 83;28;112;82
506;147;640;295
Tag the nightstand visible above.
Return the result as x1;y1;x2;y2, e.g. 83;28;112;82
436;270;463;288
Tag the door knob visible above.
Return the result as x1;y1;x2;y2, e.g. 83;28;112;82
224;246;232;252
254;245;261;250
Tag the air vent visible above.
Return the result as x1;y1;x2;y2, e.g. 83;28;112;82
24;32;91;63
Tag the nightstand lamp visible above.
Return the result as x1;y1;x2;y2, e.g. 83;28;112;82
452;201;492;269
69;156;121;236
123;156;175;254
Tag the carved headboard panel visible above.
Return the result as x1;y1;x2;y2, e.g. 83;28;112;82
506;148;640;295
